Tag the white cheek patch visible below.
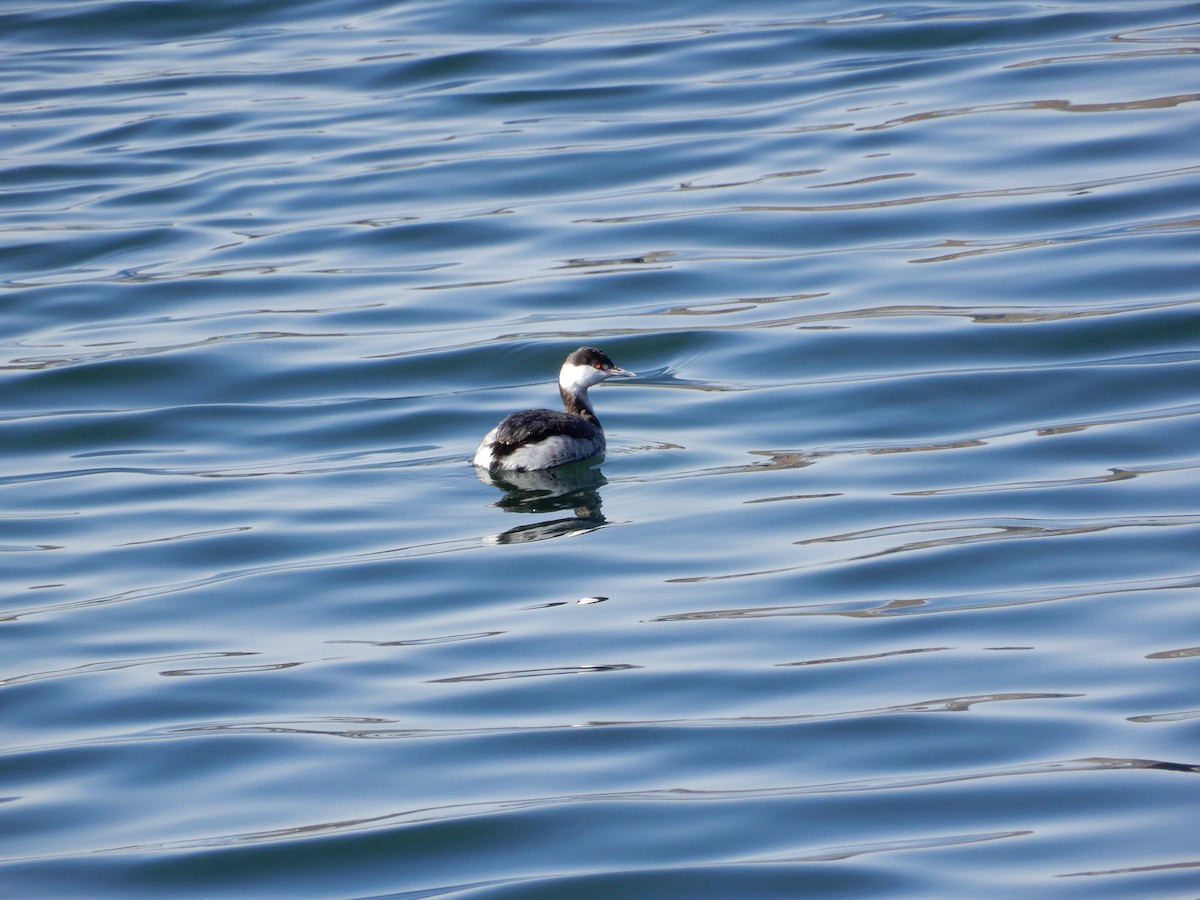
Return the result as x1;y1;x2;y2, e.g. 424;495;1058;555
559;363;604;393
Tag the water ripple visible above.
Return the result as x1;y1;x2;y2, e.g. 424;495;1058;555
4;1;1200;895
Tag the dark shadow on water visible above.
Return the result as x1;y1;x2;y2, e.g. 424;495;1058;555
475;459;608;544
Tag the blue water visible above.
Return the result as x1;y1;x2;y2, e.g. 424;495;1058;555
4;1;1200;896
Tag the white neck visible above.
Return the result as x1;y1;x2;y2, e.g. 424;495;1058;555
559;362;603;419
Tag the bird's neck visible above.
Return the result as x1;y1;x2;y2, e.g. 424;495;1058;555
561;385;599;426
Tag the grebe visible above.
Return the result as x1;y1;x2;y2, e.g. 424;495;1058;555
473;346;635;472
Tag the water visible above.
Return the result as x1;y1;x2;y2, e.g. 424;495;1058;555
3;1;1200;896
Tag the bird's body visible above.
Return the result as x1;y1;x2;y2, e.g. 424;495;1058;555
473;347;634;472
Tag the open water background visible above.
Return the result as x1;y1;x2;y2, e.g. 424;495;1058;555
4;1;1200;896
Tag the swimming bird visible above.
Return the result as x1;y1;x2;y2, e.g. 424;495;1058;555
473;346;635;472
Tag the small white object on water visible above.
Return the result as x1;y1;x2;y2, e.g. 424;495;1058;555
577;596;608;605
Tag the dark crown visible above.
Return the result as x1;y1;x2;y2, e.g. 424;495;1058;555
566;346;614;368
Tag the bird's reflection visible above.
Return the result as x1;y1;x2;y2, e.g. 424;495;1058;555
476;460;608;544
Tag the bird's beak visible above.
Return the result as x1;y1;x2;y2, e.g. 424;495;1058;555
606;365;636;378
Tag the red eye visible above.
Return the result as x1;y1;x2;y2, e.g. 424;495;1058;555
594;362;602;369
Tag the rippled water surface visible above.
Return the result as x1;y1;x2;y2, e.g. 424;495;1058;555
4;1;1200;896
